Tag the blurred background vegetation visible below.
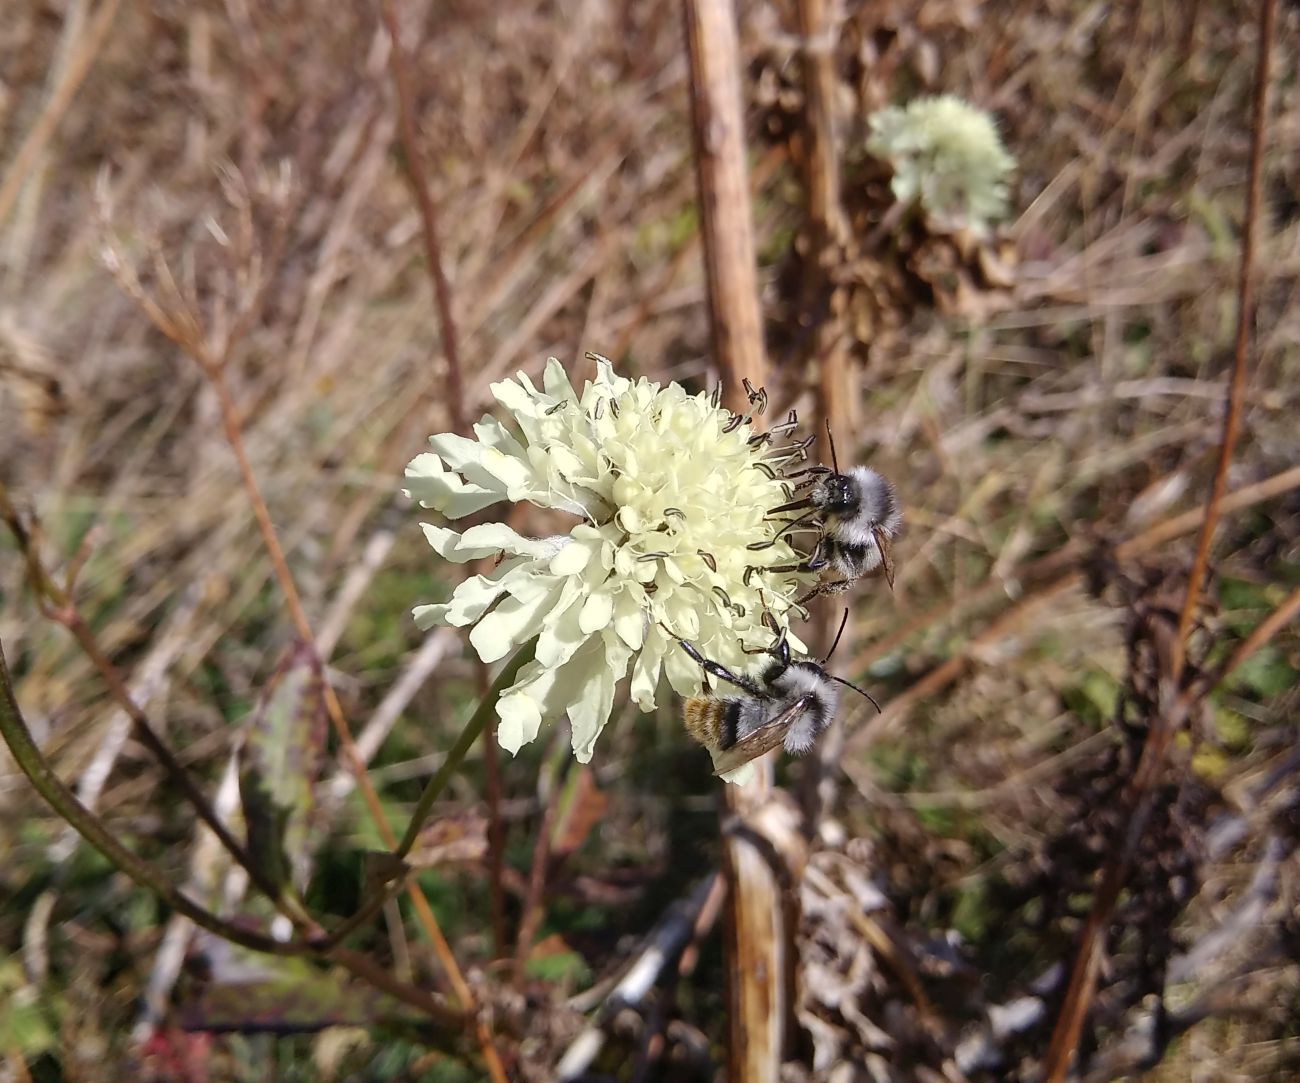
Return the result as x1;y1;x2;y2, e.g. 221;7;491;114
1;0;1298;1080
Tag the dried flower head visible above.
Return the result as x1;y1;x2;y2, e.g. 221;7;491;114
404;357;816;764
866;94;1015;234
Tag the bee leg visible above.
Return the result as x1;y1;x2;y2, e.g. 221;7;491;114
676;639;764;696
795;578;855;607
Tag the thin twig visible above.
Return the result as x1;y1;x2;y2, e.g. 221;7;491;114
514;754;569;985
376;1;513;970
1044;9;1277;1074
2;640;471;1027
1198;582;1300;696
845;460;1300;738
0;488;303;921
0;0;125;224
377;0;467;436
190;356;506;1077
1171;0;1276;680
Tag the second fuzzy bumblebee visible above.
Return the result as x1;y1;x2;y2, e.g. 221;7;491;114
679;620;875;775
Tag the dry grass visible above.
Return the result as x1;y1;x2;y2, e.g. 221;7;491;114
2;1;1299;1080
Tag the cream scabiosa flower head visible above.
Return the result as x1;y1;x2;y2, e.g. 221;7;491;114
404;356;816;764
866;94;1014;234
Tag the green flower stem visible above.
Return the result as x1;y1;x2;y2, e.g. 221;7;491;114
397;639;536;859
0;640;296;958
323;641;535;951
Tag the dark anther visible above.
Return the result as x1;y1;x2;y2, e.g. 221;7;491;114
721;414;744;434
663;507;686;519
712;585;733;608
747;431;773;448
710;383;722;409
636;551;669;562
545;400;568;415
697;550;717;572
731;603;746;618
752;462;777;480
610;398;621;418
743;566;758;586
746;539;775;552
591;399;604;420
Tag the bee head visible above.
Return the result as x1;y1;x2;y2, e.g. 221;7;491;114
821;472;860;518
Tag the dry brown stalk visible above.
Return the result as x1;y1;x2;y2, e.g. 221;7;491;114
376;0;510;965
100;228;506;1071
377;0;467;436
0;0;125;225
683;0;767;413
1170;0;1277;682
1044;5;1278;1074
682;1;806;1077
843;460;1300;770
798;0;853;826
513;756;570;985
204;366;508;1081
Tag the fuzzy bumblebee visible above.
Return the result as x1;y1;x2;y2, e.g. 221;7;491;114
678;619;876;775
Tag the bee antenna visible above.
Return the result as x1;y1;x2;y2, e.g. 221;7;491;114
823;608;850;664
829;675;880;713
824;419;840;475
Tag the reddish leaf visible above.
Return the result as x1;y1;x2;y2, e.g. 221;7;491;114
551;767;606;860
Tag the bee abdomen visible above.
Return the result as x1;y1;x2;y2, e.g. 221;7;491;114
683;697;743;750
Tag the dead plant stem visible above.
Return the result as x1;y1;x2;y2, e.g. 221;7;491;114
204;364;507;1080
1171;0;1276;680
1046;8;1277;1072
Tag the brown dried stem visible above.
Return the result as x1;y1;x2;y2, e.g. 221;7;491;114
377;0;467;436
203;363;508;1080
682;1;800;1078
1170;0;1276;680
683;0;767;414
0;642;467;1028
1045;6;1277;1073
797;0;852;825
0;487;308;925
377;0;509;963
846;461;1300;743
0;0;125;225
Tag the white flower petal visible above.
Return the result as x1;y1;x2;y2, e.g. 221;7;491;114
403;453;502;518
578;586;615;634
473;415;527;457
629;629;667;711
536;590;587;670
543;356;576;401
469;581;562;663
429;560;527;627
664;637;707;698
567;636;629;763
612;587;645;651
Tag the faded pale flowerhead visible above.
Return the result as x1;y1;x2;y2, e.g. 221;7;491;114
867;94;1015;234
404;357;816;764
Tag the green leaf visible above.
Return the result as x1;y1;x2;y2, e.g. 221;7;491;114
238;642;327;899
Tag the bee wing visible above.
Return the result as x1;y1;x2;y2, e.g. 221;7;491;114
710;698;809;776
872;526;896;590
